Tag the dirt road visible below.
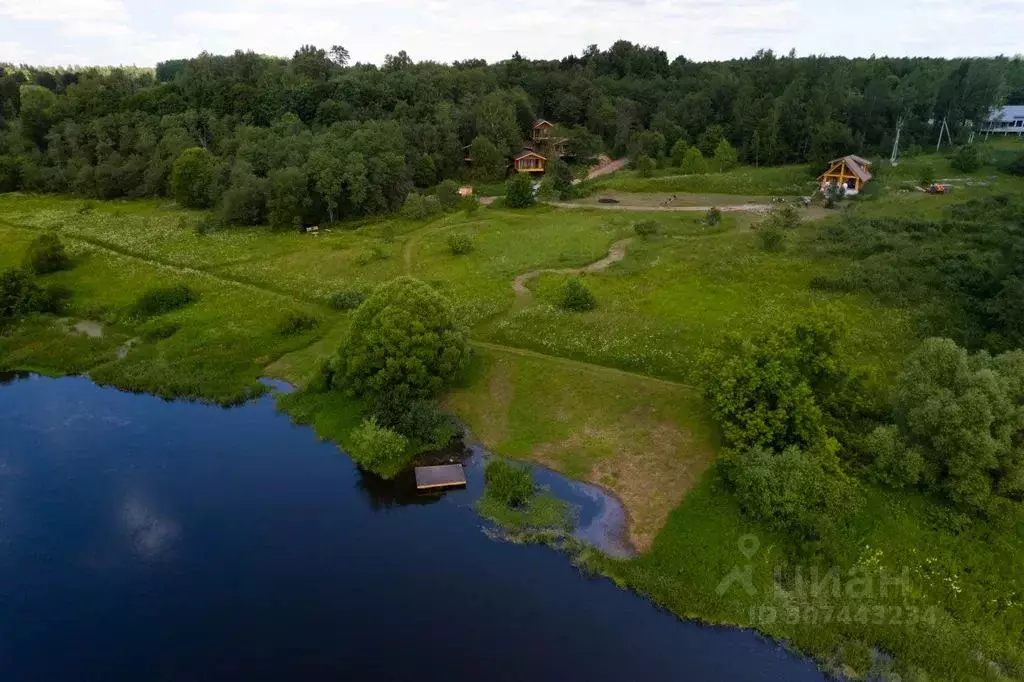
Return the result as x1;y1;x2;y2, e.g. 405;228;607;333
547;201;772;213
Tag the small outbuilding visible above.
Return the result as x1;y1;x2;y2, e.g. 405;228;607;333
818;155;873;194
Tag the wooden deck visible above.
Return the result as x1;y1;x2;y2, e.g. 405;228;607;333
414;464;467;491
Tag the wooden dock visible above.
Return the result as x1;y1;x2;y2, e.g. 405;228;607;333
414;464;467;491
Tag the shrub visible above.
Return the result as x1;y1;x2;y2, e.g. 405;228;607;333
435;179;461;210
681;147;706;175
724;445;860;541
447;233;474;255
559;278;596;311
335;276;471;401
140;320;180;341
24;233;70;275
401;193;442;220
132;284;198;318
277;312;318;336
370;393;461;452
633;220;659;237
823;183;845;208
865;425;923;488
759;226;785;252
704;207;722;226
505;173;536;209
460;196;480;215
484;458;534;507
918;163;936;187
347;417;411;479
355;245;389;265
0;268;62;325
1004;153;1024;176
951;144;981;173
328;289;367;311
635;155;656;178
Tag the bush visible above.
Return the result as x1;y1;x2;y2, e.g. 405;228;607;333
277;312;318;335
401;193;442;220
505;173;536;209
951;144;981;173
460;196;479;215
348;417;411;479
635;155;656;178
704;207;722;226
447;233;474;255
559;278;596;311
633;219;659;237
132;284;198;318
724;445;860;541
370;393;461;452
759;226;785;252
484;458;534;507
435;180;461;210
195;215;221;235
335;276;471;401
865;425;923;488
140;320;180;341
918;163;936;187
0;268;62;325
823;183;845;208
1004;153;1024;176
328;289;367;311
24;233;70;275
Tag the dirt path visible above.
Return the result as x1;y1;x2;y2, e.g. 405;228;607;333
548;201;772;213
512;238;630;301
471;340;692;390
575;156;629;184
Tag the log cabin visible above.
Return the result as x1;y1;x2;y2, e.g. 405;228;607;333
532;119;554;141
513;149;547;173
818;155;873;194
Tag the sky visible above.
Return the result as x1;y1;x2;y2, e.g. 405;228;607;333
0;0;1021;68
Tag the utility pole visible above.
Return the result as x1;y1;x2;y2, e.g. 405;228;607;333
935;115;952;152
889;116;905;165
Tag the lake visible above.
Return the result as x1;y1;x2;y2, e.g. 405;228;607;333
0;374;826;681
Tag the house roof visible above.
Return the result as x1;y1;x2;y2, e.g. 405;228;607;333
821;155;873;183
514;149;546;161
533;119;554;129
987;105;1024;122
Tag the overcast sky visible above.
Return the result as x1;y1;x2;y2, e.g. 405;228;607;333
0;0;1021;68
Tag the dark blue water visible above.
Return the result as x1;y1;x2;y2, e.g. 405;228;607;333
0;374;825;682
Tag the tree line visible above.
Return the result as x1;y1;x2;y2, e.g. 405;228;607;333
1;43;1022;225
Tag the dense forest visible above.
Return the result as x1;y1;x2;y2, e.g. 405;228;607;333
1;42;1022;227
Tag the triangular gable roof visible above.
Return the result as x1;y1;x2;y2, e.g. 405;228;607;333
828;154;871;166
533;119;554;129
514;150;546;161
821;155;872;183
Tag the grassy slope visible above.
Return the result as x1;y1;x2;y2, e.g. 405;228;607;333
1;152;1022;680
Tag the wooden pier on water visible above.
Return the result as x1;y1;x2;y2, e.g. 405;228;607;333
414;464;467;491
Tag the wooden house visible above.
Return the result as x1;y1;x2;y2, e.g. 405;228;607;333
513;149;546;173
818;155;873;194
532;119;554;141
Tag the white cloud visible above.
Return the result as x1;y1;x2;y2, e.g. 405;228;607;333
0;0;1020;67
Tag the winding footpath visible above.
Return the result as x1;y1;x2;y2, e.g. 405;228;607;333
512;238;631;302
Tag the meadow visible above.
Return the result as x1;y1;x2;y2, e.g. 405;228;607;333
2;152;1023;680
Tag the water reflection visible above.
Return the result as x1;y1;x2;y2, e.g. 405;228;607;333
0;375;827;682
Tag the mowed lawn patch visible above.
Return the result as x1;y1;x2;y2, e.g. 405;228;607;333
445;344;716;550
589;163;815;195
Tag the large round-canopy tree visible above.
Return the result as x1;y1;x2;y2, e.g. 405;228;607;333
335;277;470;401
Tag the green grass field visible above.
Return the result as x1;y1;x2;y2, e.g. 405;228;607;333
1;151;1022;680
